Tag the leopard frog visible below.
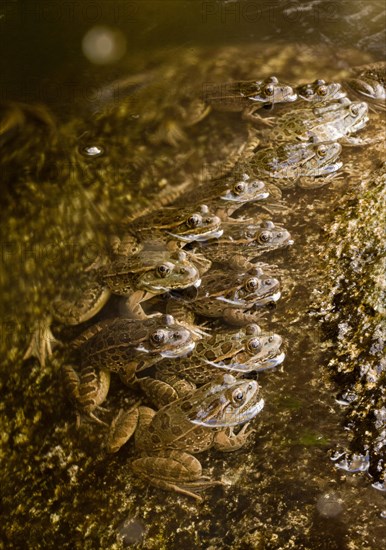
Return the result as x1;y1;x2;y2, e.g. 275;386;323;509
344;61;386;111
71;314;199;380
204;76;297;125
264;98;369;145
249;141;343;189
168;264;281;325
108;374;264;500
172;172;270;220
196;219;293;266
114;204;223;255
154;324;284;396
296;79;346;105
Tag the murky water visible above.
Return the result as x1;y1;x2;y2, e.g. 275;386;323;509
1;1;385;548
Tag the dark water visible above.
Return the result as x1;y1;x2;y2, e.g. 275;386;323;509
1;1;385;548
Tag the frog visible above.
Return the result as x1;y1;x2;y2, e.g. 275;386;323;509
151;324;284;402
167;264;281;326
107;373;264;500
170;172;272;220
195;219;293;267
70;314;200;384
260;97;369;145
248;141;343;189
296;79;346;105
24;250;205;366
203;76;297;125
113;204;223;256
343;61;386;111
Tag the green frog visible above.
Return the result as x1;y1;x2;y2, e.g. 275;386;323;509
196;219;293;267
152;324;284;399
343;61;386;111
248;141;343;189
204;76;297;125
263;98;369;145
108;374;264;500
168;264;281;325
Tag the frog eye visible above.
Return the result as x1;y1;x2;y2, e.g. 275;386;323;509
245;277;260;292
150;329;167;346
231;388;245;405
247;338;261;352
302;86;314;98
316;84;328;96
246;324;261;335
187;214;202;228
156;263;172;278
349;104;360;116
263;84;275;97
233;181;246;195
258;230;272;243
316;144;328;157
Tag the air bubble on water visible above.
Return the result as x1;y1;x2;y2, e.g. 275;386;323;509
316;492;344;518
82;26;127;65
79;145;105;158
116;517;146;545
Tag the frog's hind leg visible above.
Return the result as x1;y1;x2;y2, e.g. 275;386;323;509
131;450;224;501
23;315;59;367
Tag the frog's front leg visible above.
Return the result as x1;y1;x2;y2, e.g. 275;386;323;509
242;105;276;126
214;423;256;452
131;450;224;501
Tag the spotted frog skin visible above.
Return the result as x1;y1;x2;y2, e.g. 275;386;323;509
196;219;293;266
204;76;297;125
108;374;264;500
249;141;343;189
168;264;281;325
153;324;284;395
264;98;369;145
344;61;386;111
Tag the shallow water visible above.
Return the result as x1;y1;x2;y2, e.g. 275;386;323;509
1;1;385;548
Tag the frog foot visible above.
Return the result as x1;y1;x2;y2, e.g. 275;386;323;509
131;450;224;501
23;316;59;367
242;106;276;126
215;423;257;452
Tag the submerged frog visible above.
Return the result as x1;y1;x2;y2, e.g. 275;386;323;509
203;76;297;125
248;141;343;189
296;79;346;105
343;61;386;111
171;172;271;220
263;98;369;145
196;219;293;267
71;314;200;384
107;374;264;500
153;324;284;397
168;264;281;325
114;204;223;256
